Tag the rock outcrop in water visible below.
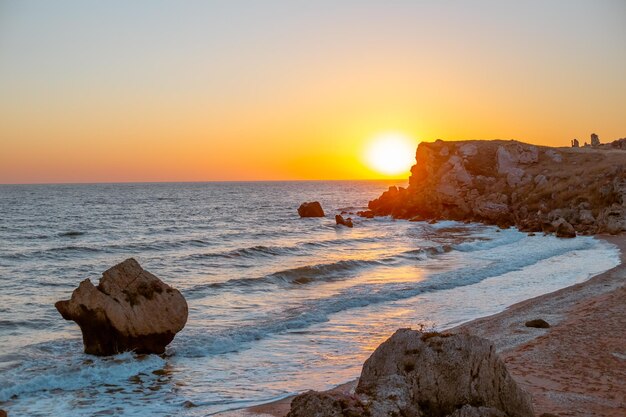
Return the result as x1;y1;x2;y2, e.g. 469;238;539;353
55;258;188;355
335;214;354;228
367;140;626;235
298;201;325;217
287;329;533;417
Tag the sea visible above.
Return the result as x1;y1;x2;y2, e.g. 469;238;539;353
0;181;620;416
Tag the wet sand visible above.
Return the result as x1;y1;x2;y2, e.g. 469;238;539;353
218;235;626;417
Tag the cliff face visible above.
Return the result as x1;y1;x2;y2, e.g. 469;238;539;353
368;140;626;235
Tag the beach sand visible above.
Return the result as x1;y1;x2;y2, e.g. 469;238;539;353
218;235;626;417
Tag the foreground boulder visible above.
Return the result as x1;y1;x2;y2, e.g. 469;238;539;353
55;258;188;355
298;201;325;217
335;214;354;228
288;329;533;417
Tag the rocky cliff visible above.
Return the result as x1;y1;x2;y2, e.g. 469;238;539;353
368;139;626;235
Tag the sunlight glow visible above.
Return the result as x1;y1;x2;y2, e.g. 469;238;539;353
364;133;417;176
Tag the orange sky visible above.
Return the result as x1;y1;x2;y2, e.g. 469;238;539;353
1;1;625;184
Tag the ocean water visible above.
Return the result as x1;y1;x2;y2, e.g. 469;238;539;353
0;181;620;416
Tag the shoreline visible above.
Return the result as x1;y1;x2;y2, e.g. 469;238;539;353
217;234;626;417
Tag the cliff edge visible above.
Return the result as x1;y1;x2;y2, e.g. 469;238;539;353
368;140;626;235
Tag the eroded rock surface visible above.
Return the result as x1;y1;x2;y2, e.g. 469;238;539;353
287;329;533;417
287;391;368;417
55;258;188;355
367;139;626;235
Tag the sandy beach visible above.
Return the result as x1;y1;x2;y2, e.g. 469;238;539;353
219;234;626;417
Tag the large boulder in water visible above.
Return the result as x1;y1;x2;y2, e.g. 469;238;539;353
298;201;325;217
356;329;534;417
55;258;188;356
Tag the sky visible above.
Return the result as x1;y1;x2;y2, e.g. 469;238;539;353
1;0;625;184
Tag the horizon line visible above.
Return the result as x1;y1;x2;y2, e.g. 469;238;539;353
0;178;410;186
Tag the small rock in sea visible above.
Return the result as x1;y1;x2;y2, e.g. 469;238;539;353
357;210;375;219
525;319;550;329
297;201;325;217
335;214;353;228
182;401;197;408
528;232;536;236
55;258;188;356
152;368;169;376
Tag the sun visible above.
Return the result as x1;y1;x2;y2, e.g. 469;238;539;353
364;132;417;176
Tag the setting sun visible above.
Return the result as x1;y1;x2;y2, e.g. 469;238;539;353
364;133;418;176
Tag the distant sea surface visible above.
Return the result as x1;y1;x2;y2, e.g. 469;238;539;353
0;181;620;416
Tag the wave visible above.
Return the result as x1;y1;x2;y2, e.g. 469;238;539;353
398;245;453;259
59;231;86;237
176;236;597;357
182;236;383;262
185;233;529;296
183;258;387;296
0;348;166;403
183;243;462;297
1;237;214;261
192;244;303;260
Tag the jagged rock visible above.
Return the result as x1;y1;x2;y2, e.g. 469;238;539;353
368;139;625;236
357;210;375;219
525;319;550;329
473;199;510;223
335;215;353;228
591;133;600;147
286;391;368;417
298;202;325;217
356;329;534;417
55;258;188;355
552;218;576;238
598;205;626;234
447;405;506;417
545;149;562;163
459;143;478;157
608;138;626;149
496;146;526;187
533;174;548;187
578;209;595;225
